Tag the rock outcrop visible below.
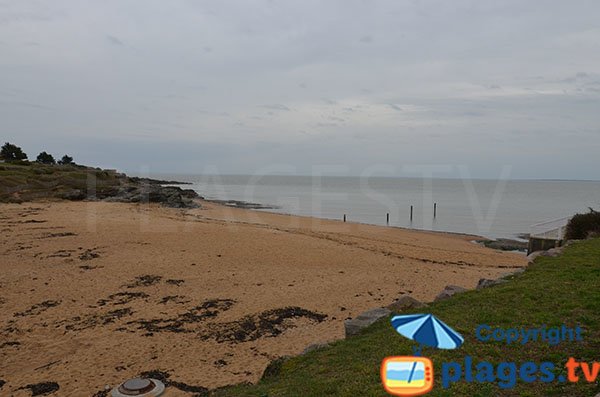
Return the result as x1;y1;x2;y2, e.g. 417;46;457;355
102;184;200;208
434;285;467;301
387;296;427;312
476;278;507;289
344;307;391;338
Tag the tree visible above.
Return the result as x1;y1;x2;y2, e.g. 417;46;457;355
58;154;74;165
36;151;56;164
0;142;28;162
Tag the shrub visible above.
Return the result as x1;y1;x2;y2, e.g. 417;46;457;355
0;142;28;162
58;155;74;165
564;208;600;240
36;151;56;164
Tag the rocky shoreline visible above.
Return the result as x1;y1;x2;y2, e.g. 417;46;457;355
0;162;201;208
62;178;202;208
205;199;278;210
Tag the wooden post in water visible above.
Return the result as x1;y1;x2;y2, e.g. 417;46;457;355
386;213;390;226
343;214;346;222
410;205;413;222
434;203;437;218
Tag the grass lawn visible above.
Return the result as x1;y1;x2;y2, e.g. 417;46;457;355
214;239;600;396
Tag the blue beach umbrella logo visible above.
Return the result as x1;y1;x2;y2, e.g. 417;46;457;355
391;314;464;353
382;314;462;395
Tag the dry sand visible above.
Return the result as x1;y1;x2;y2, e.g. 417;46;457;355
0;200;526;396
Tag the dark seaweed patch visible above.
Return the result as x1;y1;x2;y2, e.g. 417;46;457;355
158;295;189;305
39;232;77;239
102;308;134;324
201;307;327;343
79;264;102;271
97;292;148;306
165;279;185;286
0;341;20;349
46;250;73;258
128;298;235;334
14;300;61;317
123;275;162;288
17;381;59;396
62;307;134;331
79;249;100;261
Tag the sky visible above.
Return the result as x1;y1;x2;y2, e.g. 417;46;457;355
1;0;600;179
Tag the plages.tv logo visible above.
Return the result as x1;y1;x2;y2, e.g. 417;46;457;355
381;314;464;396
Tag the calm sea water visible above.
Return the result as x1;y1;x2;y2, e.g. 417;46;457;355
153;174;600;239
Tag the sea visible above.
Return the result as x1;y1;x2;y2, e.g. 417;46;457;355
150;174;600;240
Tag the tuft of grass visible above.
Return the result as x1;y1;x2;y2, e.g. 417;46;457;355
214;239;600;397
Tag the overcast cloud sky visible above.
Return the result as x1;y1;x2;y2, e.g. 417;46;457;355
1;0;600;179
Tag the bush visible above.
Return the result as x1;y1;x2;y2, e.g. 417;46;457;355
0;142;28;162
565;208;600;240
36;151;56;164
58;155;74;165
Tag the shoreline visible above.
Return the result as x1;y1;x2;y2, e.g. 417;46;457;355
0;199;526;394
196;196;521;243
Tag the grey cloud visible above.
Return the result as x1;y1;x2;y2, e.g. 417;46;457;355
1;0;600;179
106;35;124;46
261;104;291;111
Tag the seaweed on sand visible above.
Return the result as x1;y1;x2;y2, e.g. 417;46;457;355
201;306;328;343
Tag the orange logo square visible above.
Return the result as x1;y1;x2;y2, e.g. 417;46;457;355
381;356;434;396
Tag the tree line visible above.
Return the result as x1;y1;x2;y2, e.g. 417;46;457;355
0;142;74;165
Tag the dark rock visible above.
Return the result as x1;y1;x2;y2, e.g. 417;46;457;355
540;247;563;257
344;307;391;338
387;296;426;312
261;356;290;380
301;342;330;355
60;189;86;200
476;278;506;289
129;177;192;185
498;268;526;279
102;184;200;208
527;251;543;263
207;199;278;210
477;238;527;252
434;285;467;301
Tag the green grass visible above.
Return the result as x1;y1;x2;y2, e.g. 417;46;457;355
214;239;600;397
0;162;123;202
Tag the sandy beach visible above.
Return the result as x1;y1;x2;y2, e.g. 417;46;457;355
0;200;526;396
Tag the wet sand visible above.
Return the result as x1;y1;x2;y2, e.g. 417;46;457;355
0;200;525;396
